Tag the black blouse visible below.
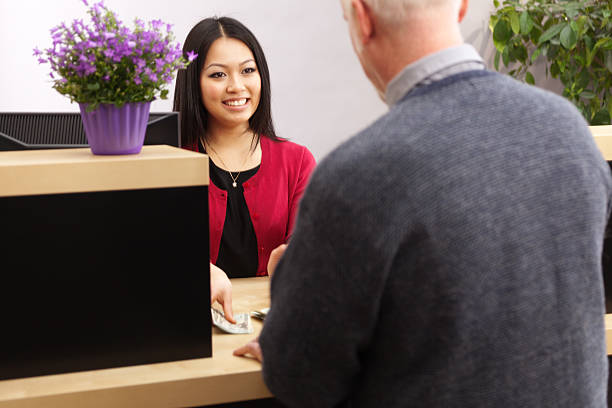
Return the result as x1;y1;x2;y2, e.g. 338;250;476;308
199;139;260;278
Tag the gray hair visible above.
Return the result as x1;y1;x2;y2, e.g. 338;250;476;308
363;0;461;26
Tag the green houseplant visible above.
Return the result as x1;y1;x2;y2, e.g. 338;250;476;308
489;0;612;125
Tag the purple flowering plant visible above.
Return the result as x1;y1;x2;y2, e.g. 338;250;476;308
34;0;197;111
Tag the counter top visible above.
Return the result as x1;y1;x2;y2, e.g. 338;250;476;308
0;145;208;197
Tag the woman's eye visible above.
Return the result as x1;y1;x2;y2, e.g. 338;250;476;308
209;72;226;78
242;67;256;74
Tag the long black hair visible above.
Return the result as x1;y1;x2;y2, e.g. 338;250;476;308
173;17;280;148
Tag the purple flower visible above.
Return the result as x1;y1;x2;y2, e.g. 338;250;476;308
35;1;194;105
152;42;164;53
151;19;163;30
186;50;197;62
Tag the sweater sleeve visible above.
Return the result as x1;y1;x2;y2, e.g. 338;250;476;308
259;156;391;408
285;146;316;240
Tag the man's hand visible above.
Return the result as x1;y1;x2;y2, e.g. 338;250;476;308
210;263;235;323
233;337;263;362
267;244;287;277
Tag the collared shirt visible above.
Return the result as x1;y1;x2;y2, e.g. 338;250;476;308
385;44;485;107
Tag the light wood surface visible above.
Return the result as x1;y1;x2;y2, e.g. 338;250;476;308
592;126;612;354
0;145;209;197
0;277;272;408
591;125;612;160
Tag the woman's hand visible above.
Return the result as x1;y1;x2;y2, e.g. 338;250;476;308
267;244;287;277
210;263;235;323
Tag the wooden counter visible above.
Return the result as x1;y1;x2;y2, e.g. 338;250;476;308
591;126;612;356
1;128;612;407
0;144;208;197
591;125;612;159
0;277;272;408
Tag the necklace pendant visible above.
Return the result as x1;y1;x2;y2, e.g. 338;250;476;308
232;182;237;188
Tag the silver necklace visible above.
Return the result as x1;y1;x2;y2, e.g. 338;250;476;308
203;137;251;188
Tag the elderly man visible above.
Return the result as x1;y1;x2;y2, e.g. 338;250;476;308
235;0;612;406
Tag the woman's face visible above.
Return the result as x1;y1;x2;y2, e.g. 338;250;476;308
200;37;261;130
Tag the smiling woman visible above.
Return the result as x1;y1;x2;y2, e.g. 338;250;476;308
173;17;316;324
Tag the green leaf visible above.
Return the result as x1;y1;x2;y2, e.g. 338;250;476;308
494;19;513;43
606;51;612;73
577;69;590;90
530;27;542;44
510;11;520;34
525;71;535;85
531;47;543;63
494;0;499;8
588;38;610;66
584;35;594;51
494;50;501;71
493;37;507;54
519;11;534;35
514;44;528;63
564;3;580;20
591;109;611;125
489;14;501;34
502;46;510;67
560;25;578;50
551;61;560;77
538;23;565;44
575;16;588;36
581;90;597;99
87;83;100;91
593;38;610;53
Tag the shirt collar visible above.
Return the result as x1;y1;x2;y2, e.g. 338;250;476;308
385;44;485;107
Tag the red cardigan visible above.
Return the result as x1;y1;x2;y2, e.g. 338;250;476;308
185;137;316;276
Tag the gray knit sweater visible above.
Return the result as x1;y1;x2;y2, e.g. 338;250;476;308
260;70;612;408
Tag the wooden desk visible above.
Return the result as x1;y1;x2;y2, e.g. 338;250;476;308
0;277;272;408
591;126;612;355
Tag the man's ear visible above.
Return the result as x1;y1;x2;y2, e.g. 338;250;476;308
458;0;469;23
351;0;374;45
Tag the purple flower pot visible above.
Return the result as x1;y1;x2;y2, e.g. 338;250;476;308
79;102;151;155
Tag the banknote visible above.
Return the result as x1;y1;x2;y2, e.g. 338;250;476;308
211;307;254;334
250;307;270;321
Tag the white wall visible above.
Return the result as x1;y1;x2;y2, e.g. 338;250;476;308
0;0;558;160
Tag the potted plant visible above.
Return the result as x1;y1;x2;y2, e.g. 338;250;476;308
489;0;612;125
34;0;197;155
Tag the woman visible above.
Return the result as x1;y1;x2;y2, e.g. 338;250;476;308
173;17;316;322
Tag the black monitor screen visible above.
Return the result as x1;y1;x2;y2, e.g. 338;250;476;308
0;111;180;151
